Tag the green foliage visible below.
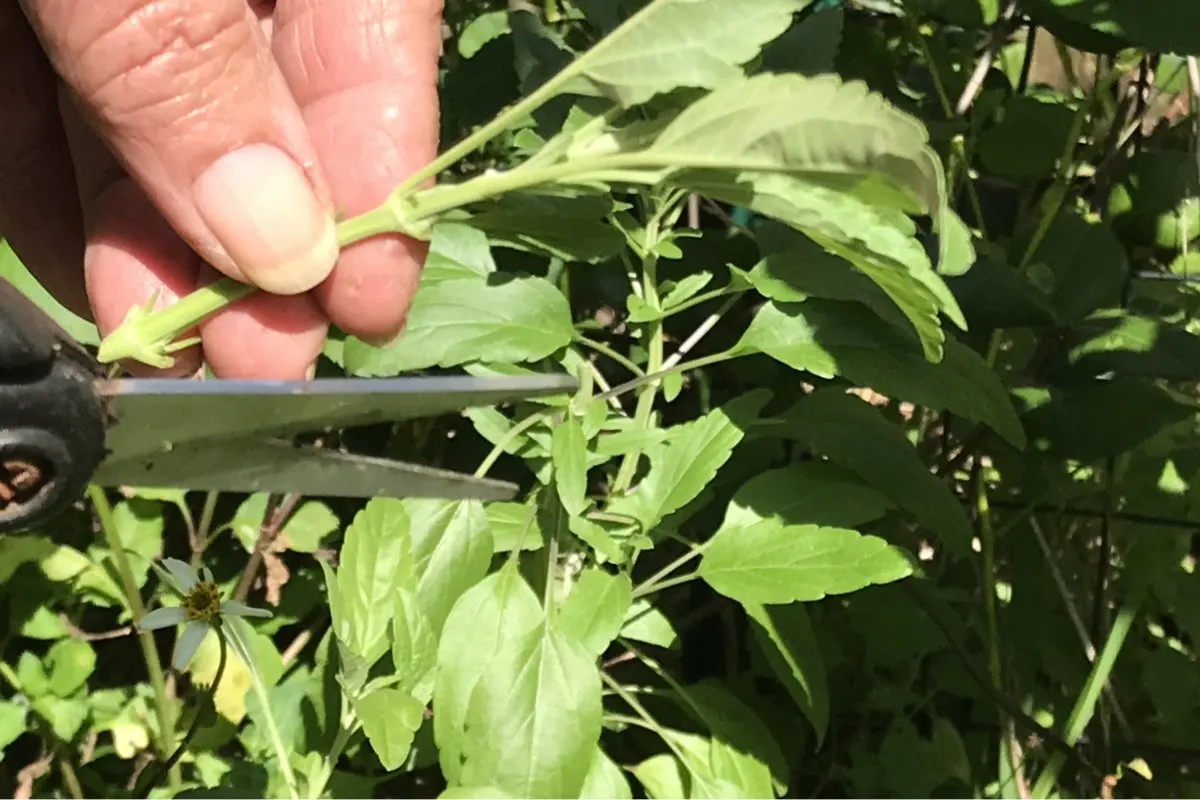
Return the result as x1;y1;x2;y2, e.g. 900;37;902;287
10;0;1200;798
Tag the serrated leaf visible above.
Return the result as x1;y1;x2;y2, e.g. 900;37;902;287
721;461;893;534
343;276;573;376
784;389;973;553
434;565;544;786
338;500;414;665
1027;210;1127;324
745;602;829;744
680;171;956;360
650;72;937;211
356;687;426;771
608;390;769;531
699;519;914;604
1066;311;1200;382
566;0;809;107
426;222;497;283
559;568;633;656
551;416;589;517
459;617;603;798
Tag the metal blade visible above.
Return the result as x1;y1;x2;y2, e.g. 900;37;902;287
92;438;519;501
96;374;576;462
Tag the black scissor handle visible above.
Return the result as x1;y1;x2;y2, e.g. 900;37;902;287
0;278;107;534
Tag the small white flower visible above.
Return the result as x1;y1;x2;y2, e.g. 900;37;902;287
137;558;272;671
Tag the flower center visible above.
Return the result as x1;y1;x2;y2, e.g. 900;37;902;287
182;581;222;622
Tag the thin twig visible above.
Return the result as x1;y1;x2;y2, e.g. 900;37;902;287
59;614;132;642
234;494;302;602
955;0;1021;116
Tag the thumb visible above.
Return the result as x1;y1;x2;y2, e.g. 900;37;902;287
20;0;339;295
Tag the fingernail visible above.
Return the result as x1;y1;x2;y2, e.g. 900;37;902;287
304;362;317;381
193;143;338;295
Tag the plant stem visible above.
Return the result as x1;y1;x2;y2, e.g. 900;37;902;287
474;410;553;479
573;333;645;376
632;541;708;599
1030;587;1145;799
87;485;178;789
630;573;697;598
135;631;229;799
223;618;300;798
308;704;358;799
613;198;668;493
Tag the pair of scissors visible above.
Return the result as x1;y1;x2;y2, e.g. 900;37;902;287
0;277;577;534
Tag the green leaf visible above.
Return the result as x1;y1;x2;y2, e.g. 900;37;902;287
0;241;99;345
337;499;415;665
784;389;973;553
736;300;1024;447
558;568;633;657
683;680;789;798
621;598;680;650
699;519;914;604
564;0;809;108
721;461;894;533
467;193;625;263
356;687;427;771
1021;378;1196;460
976;95;1075;180
650;73;938;211
944;254;1059;330
0;699;26;751
745;602;829;744
684;172;957;360
608;390;769;531
459;10;511;59
747;228;912;328
343;275;573;376
579;746;634;799
459;616;603;798
632;754;687;800
1065;311;1200;382
760;3;844;76
406;499;495;636
1025;210;1127;325
392;588;438;705
486;501;546;552
47;639;96;698
551;415;589;517
426;222;497;283
434;565;544;786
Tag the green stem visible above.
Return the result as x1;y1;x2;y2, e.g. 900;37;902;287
87;485;178;789
1030;587;1145;799
223;618;299;798
573;333;645;376
474;410;554;479
307;710;358;800
135;630;229;799
630;572;697;598
631;542;708;599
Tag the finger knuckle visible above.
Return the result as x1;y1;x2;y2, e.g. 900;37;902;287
75;0;253;133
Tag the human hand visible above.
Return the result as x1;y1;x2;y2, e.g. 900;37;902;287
1;0;442;379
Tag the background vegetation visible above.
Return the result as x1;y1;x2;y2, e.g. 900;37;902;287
3;0;1200;797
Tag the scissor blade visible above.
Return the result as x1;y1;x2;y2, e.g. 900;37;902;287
92;438;519;501
97;374;577;462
